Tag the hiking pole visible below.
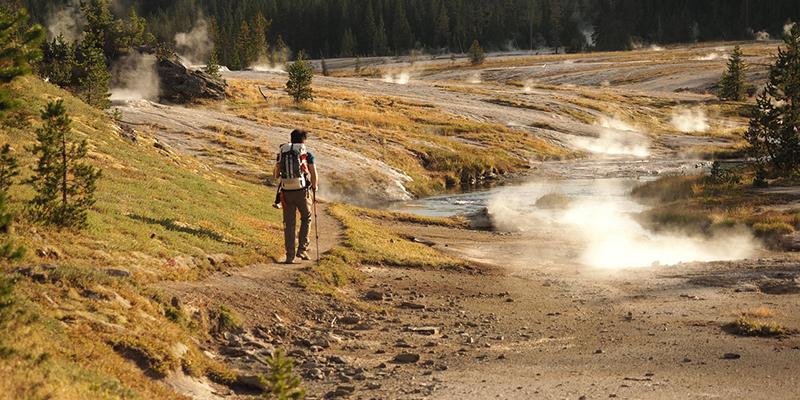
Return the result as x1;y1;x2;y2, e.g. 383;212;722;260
313;189;319;263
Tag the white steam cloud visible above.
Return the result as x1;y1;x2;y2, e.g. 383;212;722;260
486;181;756;269
785;23;797;36
694;52;721;61
669;108;709;133
749;29;771;41
383;71;411;85
467;72;482;84
110;52;159;101
174;19;213;67
45;0;85;42
571;116;650;157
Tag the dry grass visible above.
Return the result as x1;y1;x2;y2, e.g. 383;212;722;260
735;306;777;318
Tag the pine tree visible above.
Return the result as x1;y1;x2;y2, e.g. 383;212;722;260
745;24;800;177
207;49;221;77
27;99;102;229
718;45;749;101
250;12;271;65
236;20;253;69
79;45;111;109
285;51;313;102
0;192;24;263
392;2;414;55
259;349;306;400
468;39;485;65
0;144;19;193
340;28;356;58
0;8;44;118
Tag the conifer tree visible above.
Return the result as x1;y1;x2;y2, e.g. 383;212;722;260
79;45;111;109
207;49;221;77
745;24;800;176
28;99;102;229
250;12;270;64
392;2;414;55
0;8;44;118
236;20;252;69
718;45;749;101
340;28;356;58
0;144;19;193
0;192;24;263
259;349;306;400
0;146;23;264
285;51;313;102
468;39;485;65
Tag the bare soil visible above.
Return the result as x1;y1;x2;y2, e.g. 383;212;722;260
145;42;800;399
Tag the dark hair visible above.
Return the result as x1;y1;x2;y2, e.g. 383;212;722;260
290;129;308;143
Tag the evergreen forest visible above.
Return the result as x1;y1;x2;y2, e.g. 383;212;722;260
14;0;800;70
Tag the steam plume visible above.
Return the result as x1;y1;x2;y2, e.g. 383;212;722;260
486;181;756;269
383;71;411;85
571;116;650;157
44;0;85;42
669;108;709;133
110;52;159;101
174;19;213;67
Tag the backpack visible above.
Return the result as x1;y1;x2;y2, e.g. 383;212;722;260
278;143;309;190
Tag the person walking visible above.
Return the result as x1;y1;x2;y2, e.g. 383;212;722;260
274;129;317;263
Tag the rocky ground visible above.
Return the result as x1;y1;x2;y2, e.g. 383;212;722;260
144;42;800;399
158;212;800;400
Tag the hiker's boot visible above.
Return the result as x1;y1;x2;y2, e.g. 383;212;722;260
296;250;311;260
283;254;294;264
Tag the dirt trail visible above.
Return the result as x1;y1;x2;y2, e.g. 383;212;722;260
158;202;343;325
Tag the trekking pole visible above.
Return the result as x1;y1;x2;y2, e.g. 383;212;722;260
313;189;320;263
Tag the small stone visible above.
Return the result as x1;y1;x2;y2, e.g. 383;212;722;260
339;315;361;324
334;385;356;396
723;353;741;359
400;301;426;310
307;368;324;380
330;355;353;364
410;326;439;335
394;353;421;363
366;290;385;301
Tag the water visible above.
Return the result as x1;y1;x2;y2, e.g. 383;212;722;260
389;177;651;218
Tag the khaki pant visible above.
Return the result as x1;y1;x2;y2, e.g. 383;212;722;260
281;188;312;261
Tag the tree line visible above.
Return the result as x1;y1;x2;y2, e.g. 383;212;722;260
14;0;800;68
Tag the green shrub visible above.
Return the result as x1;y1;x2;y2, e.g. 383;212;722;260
727;317;788;337
216;304;242;333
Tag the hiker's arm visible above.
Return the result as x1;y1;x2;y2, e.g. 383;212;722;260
309;163;317;191
273;154;280;178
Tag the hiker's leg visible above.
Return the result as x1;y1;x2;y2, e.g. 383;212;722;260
282;191;300;260
296;190;313;253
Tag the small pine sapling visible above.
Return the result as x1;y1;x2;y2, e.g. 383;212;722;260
259;348;306;400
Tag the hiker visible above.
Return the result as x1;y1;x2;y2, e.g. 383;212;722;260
274;129;318;263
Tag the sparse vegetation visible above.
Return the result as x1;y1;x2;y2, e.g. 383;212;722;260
726;316;788;337
216;303;242;333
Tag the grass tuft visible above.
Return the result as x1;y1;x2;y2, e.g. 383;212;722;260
726;316;788;337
